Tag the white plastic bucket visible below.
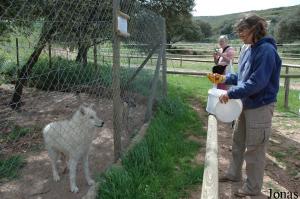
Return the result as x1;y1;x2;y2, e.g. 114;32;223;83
206;88;227;115
206;88;243;123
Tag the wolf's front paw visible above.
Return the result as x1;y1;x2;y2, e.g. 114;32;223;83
53;173;60;182
71;185;79;193
87;179;95;186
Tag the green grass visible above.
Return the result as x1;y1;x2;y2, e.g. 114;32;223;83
7;126;31;142
272;151;286;161
0;126;32;143
98;95;205;198
0;155;25;182
276;87;300;114
168;75;211;107
169;60;212;71
168;74;300;114
1;56;159;96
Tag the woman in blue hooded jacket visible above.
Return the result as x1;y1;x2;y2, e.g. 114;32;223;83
213;14;282;197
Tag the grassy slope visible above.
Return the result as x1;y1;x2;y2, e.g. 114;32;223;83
97;79;206;198
194;5;300;30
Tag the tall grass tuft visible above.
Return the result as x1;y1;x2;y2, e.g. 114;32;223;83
0;155;25;181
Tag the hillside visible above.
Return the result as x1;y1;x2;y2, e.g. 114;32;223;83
194;4;300;31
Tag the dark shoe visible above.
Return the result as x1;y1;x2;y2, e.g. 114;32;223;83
231;120;235;128
219;175;240;182
234;188;258;197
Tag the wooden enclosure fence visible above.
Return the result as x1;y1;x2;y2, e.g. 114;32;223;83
201;115;219;199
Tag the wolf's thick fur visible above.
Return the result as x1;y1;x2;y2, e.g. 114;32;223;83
43;104;104;193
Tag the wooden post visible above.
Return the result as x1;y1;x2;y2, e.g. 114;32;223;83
102;55;105;65
281;74;300;78
93;39;97;68
145;45;163;122
284;66;290;109
180;55;183;67
16;38;20;68
201;115;219;199
161;18;167;97
112;0;122;162
66;49;69;60
48;42;52;68
128;57;131;68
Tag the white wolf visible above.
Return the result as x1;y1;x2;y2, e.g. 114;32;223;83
43;104;104;193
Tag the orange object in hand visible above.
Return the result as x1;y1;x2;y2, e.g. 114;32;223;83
207;73;226;84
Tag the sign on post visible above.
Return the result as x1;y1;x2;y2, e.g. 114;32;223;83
117;11;130;37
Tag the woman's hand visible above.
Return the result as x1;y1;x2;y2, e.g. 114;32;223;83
219;94;229;104
216;51;222;57
213;53;218;59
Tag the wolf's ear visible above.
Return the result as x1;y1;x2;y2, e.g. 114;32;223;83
89;103;95;109
79;106;85;115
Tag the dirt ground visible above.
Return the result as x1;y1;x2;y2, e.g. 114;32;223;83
1;83;299;199
0;84;146;199
189;101;300;199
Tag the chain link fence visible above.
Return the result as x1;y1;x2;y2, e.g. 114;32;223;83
0;0;166;197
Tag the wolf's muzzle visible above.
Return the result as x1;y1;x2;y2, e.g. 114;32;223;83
95;121;104;128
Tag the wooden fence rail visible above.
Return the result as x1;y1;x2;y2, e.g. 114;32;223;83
201;115;219;199
46;47;300;109
96;52;299;109
95;53;300;68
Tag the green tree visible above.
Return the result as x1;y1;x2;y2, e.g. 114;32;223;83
267;16;278;36
138;0;196;45
128;9;164;51
0;0;45;41
275;9;300;42
182;21;203;42
5;0;112;108
169;16;203;42
195;19;212;38
219;20;234;35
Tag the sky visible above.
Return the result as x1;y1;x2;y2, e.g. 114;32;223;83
192;0;300;16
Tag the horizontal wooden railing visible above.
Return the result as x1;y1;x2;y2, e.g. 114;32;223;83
201;115;219;199
47;46;300;109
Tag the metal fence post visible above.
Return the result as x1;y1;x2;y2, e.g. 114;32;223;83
145;45;163;122
48;42;52;68
162;18;167;97
16;38;20;68
93;39;97;68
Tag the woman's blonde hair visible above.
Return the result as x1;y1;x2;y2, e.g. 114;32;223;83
235;13;268;42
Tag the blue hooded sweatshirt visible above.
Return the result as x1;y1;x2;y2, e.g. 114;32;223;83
225;36;282;109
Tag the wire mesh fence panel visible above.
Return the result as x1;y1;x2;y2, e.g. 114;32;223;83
0;0;166;198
